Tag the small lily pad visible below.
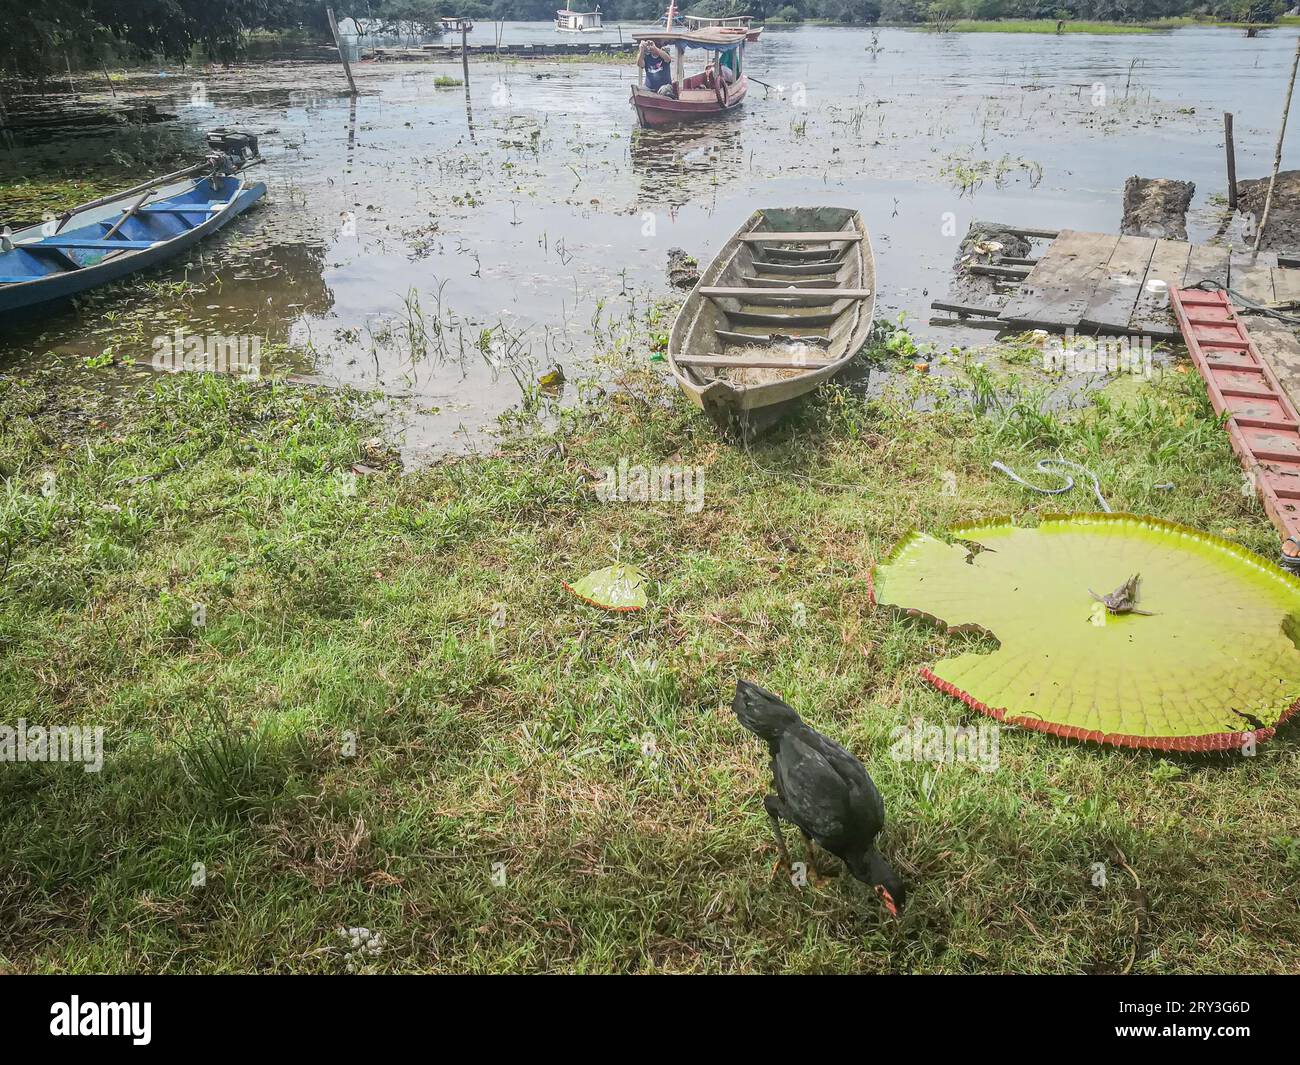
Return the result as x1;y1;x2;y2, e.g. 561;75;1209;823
564;564;647;612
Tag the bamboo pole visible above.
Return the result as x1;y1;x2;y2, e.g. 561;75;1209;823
1252;35;1300;264
327;8;358;97
101;190;154;240
55;161;211;221
461;24;470;83
1225;112;1237;210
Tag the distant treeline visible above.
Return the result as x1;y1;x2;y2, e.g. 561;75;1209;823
0;0;1286;74
424;0;1288;22
876;0;1287;24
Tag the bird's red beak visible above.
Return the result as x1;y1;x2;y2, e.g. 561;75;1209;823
875;885;899;917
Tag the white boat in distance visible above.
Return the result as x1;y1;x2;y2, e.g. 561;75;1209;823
556;6;603;31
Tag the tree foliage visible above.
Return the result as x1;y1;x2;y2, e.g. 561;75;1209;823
0;0;332;71
0;0;1285;74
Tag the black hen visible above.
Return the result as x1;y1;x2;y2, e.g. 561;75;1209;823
732;679;905;916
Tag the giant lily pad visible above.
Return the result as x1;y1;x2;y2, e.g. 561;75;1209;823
564;564;648;612
870;513;1300;751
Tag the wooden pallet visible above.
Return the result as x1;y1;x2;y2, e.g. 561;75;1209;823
1171;286;1300;543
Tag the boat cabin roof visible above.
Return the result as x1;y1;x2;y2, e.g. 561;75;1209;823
632;28;743;48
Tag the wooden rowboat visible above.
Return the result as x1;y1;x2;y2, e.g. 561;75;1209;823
668;207;875;435
0;161;265;317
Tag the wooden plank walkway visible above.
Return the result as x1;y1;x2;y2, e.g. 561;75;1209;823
1080;235;1157;334
1000;230;1119;330
935;227;1293;339
1130;239;1192;338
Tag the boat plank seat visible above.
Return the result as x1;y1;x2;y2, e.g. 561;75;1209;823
715;328;830;346
738;232;862;243
133;203;225;215
702;286;872;306
742;275;836;289
750;259;845;276
28;238;160;251
726;309;841;326
755;247;850;261
676;353;835;370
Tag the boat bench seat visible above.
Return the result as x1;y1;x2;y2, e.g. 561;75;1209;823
737;232;863;243
133;203;225;215
29;238;160;251
700;286;872;306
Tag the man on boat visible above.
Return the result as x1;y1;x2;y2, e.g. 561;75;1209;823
638;40;676;98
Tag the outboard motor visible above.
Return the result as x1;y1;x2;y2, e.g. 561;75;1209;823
206;128;260;163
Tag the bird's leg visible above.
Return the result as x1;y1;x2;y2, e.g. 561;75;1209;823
800;831;820;882
763;794;792;880
800;832;839;883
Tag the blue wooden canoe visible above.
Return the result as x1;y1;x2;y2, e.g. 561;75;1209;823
0;170;266;316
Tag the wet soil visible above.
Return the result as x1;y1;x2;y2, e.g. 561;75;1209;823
1122;176;1194;240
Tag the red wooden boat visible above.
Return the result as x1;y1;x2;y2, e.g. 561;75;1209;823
630;8;748;129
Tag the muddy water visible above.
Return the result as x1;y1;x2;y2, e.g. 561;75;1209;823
3;25;1300;459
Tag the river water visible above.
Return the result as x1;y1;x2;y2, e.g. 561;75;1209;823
3;24;1299;459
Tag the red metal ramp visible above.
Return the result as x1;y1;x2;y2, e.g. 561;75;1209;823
1171;286;1300;546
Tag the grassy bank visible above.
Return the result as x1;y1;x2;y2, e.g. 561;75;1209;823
922;16;1297;33
0;124;207;226
936;20;1158;34
1;341;1297;973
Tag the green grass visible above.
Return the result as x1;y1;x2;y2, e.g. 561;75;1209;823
931;16;1292;33
505;52;637;65
937;20;1157;34
0;343;1297;973
0;125;205;226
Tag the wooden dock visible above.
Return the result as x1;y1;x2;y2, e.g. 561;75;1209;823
934;228;1298;340
935;226;1300;472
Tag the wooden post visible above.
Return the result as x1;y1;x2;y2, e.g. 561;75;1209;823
461;25;470;83
327;8;358;97
1225;111;1237;210
1253;35;1300;263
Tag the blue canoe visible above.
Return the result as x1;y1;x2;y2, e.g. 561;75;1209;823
0;169;266;316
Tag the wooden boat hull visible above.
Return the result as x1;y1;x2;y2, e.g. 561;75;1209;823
630;76;748;128
668;207;875;435
0;172;265;316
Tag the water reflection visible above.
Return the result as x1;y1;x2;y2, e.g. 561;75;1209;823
630;121;744;211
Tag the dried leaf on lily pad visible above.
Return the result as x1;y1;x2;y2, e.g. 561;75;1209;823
564;564;648;612
870;513;1300;751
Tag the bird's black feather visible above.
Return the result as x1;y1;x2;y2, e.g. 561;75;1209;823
732;678;801;751
732;679;905;911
